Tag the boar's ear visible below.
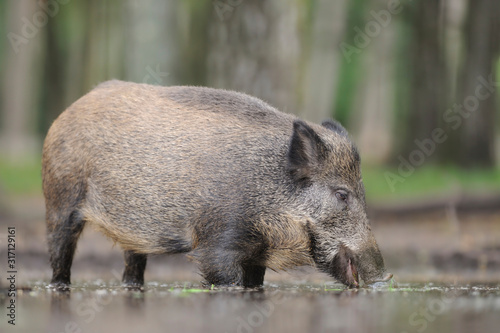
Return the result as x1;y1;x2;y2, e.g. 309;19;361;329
287;120;328;182
322;119;348;137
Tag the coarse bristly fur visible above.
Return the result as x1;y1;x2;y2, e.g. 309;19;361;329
42;80;390;288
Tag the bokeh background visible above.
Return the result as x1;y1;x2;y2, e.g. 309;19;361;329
0;0;500;284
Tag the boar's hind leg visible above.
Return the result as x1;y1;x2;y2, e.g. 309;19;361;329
122;251;147;287
47;210;86;286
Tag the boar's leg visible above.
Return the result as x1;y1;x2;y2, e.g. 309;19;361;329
197;249;266;288
122;251;147;287
47;210;86;286
198;249;245;287
194;223;267;287
241;264;266;288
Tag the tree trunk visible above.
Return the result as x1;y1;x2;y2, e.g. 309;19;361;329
124;0;179;86
438;0;467;164
41;5;65;135
1;0;44;160
401;0;446;161
300;0;348;123
353;0;395;164
458;0;499;168
207;0;302;115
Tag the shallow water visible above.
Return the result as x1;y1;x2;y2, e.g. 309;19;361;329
2;281;499;333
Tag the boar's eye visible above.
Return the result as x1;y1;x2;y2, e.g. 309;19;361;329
334;190;348;202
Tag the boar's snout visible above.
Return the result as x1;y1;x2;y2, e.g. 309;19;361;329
332;242;391;288
356;242;392;285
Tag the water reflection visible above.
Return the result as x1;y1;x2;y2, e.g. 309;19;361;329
124;289;146;310
48;291;71;333
20;282;500;333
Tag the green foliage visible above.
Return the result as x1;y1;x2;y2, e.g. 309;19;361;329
497;58;500;96
334;0;369;128
178;0;212;86
362;163;500;200
0;158;42;195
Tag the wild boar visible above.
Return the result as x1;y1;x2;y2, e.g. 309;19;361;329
42;80;392;288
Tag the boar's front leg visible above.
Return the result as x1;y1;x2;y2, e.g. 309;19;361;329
198;248;245;287
198;248;266;288
122;251;147;287
241;264;266;287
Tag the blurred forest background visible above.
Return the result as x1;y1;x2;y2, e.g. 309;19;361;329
1;0;500;203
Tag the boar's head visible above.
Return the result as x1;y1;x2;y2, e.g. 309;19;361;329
287;120;392;288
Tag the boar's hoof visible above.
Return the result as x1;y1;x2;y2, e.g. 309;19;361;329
49;281;71;292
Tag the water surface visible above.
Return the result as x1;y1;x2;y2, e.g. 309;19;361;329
2;280;499;333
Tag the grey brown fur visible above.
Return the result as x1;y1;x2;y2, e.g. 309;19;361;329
42;80;390;288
